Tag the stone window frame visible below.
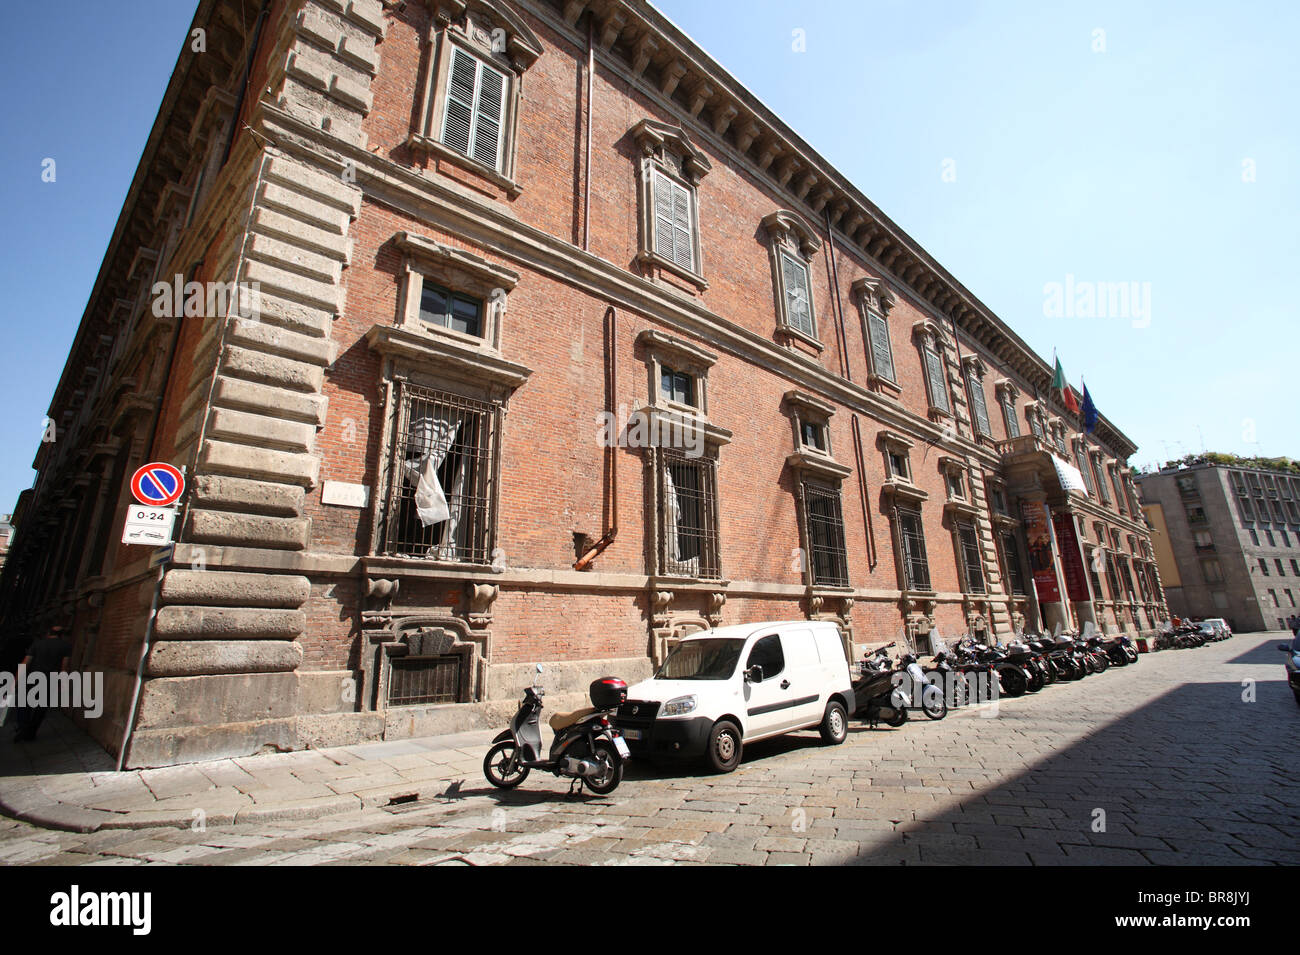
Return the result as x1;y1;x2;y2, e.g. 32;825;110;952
783;390;852;591
762;210;824;352
878;430;922;494
636;329;716;421
409;0;543;198
1046;418;1068;455
912;319;953;420
994;379;1020;439
1106;461;1127;515
393;231;517;354
962;355;993;441
632;119;711;292
1072;437;1096;497
851;276;899;395
1023;400;1048;442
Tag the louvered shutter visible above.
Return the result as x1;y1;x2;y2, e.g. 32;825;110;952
967;370;991;436
442;48;477;157
670;179;693;270
473;61;506;170
867;311;895;382
924;345;949;412
781;252;813;337
652;172;695;271
1002;395;1020;437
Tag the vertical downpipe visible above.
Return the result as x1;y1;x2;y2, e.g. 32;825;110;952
825;210;877;570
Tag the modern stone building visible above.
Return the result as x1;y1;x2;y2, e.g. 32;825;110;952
0;0;1167;767
1137;460;1300;632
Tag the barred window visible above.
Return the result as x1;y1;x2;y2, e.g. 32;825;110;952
957;521;985;594
659;451;721;579
1000;532;1027;595
379;383;499;563
388;655;463;706
896;506;931;592
802;481;849;588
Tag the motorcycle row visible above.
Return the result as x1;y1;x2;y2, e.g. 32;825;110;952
1153;620;1232;651
850;628;1142;728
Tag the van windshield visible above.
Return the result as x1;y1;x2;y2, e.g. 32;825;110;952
655;639;745;680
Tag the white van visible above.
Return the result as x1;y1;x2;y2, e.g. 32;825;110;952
615;621;856;773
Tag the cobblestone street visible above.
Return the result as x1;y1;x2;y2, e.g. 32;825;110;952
1;631;1294;866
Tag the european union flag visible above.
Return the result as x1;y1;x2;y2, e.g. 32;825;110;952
1082;382;1099;434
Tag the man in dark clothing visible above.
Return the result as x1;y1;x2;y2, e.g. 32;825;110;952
12;625;72;742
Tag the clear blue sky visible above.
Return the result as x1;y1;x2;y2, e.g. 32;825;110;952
0;1;1295;515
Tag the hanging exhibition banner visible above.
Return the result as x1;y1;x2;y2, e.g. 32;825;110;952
1020;499;1061;604
1052;512;1092;603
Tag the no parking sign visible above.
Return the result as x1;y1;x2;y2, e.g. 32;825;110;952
130;462;185;507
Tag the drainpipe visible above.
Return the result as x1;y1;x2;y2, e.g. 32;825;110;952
825;210;877;569
575;306;618;569
583;13;594;253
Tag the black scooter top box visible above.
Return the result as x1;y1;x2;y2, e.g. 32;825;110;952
590;677;628;709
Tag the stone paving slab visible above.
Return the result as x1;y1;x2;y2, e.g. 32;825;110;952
1;631;1295;864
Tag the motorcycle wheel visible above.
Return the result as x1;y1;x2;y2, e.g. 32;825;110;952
483;740;530;789
1094;653;1109;673
1000;667;1028;697
1126;648;1139;663
583;740;623;795
885;707;908;727
1026;668;1044;692
921;685;948;720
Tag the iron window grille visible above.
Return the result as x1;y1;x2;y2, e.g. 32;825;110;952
658;450;721;579
896;505;932;591
801;481;849;588
379;382;500;563
957;521;986;594
387;654;463;706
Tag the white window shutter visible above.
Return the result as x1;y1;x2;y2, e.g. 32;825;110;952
442;48;477;157
781;252;813;337
670;180;694;270
473;62;506;170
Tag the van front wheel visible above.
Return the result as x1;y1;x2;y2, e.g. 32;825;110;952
819;701;848;744
706;720;743;773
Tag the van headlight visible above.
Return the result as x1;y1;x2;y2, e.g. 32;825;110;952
661;695;697;717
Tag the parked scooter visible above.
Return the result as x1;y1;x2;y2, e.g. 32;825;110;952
899;651;948;720
854;643;911;727
483;666;631;794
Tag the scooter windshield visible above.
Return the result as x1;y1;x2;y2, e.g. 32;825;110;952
655;639;745;680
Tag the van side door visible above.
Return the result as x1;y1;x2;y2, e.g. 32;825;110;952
741;633;792;738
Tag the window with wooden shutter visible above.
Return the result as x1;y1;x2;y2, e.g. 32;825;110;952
1000;394;1020;438
652;170;695;272
441;47;508;172
966;369;991;437
780;251;814;338
923;343;949;413
867;310;895;383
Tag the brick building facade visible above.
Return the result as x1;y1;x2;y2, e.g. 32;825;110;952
0;0;1167;767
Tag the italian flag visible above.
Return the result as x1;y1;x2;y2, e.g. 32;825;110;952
1052;357;1081;415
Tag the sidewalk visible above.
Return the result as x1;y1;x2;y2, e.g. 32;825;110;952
0;712;499;833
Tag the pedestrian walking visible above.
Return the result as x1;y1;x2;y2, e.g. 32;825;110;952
12;624;72;742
